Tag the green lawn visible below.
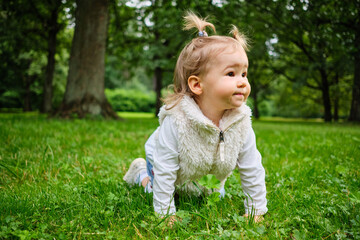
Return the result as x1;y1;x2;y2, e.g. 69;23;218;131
0;113;359;239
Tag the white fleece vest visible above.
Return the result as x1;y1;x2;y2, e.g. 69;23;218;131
158;96;252;195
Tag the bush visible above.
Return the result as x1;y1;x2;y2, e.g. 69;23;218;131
105;88;156;113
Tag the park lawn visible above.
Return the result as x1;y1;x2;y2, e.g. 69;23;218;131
0;113;359;239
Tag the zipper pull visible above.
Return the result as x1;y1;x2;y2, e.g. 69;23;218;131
219;131;224;142
219;131;225;162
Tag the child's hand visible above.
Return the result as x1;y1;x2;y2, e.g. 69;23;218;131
243;214;264;223
162;215;180;228
166;215;177;227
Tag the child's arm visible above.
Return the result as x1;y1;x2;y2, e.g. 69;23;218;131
152;117;179;216
237;128;268;216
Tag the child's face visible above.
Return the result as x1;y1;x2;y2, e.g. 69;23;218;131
199;46;250;111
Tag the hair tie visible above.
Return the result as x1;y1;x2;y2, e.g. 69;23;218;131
198;31;208;37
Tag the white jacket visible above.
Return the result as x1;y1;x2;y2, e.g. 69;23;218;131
145;96;267;216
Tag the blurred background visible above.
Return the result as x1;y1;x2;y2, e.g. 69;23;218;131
1;0;359;122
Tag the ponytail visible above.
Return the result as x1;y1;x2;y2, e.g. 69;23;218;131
183;11;216;37
230;25;249;51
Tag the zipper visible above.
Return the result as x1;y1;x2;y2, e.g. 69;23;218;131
206;120;239;162
219;131;224;142
219;131;225;162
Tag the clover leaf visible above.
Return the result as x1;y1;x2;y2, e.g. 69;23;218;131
198;174;221;190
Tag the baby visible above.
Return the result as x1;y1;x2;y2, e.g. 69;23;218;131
124;11;267;224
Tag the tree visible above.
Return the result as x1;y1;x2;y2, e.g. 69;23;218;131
140;0;228;115
106;0;149;88
247;41;274;119
42;1;60;113
0;0;47;111
334;0;360;122
140;0;187;115
239;2;273;119
245;0;351;122
0;0;73;112
28;0;70;113
57;0;118;119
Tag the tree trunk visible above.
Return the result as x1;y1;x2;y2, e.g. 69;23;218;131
42;5;59;113
333;73;339;122
57;0;118;119
252;86;260;119
320;70;332;122
22;59;35;112
349;33;360;122
154;66;163;116
152;0;162;117
23;76;32;112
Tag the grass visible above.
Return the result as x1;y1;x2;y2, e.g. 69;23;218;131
117;112;155;119
0;113;359;239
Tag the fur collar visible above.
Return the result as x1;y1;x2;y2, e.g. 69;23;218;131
159;95;251;131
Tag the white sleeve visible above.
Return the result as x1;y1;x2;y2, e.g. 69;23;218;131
152;116;179;216
145;127;159;164
237;128;268;215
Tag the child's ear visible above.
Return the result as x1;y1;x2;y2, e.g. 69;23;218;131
188;75;203;95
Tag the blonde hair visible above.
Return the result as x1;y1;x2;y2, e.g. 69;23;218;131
163;11;249;109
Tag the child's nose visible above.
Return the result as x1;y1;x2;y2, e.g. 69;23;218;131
237;78;247;88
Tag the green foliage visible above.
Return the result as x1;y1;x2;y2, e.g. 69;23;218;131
272;78;324;118
197;174;222;206
105;88;155;113
1;0;358;120
0;0;74;111
198;174;221;191
0;113;359;238
52;29;73;110
241;0;357;121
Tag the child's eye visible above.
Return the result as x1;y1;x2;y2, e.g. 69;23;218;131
227;72;235;77
242;72;247;77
